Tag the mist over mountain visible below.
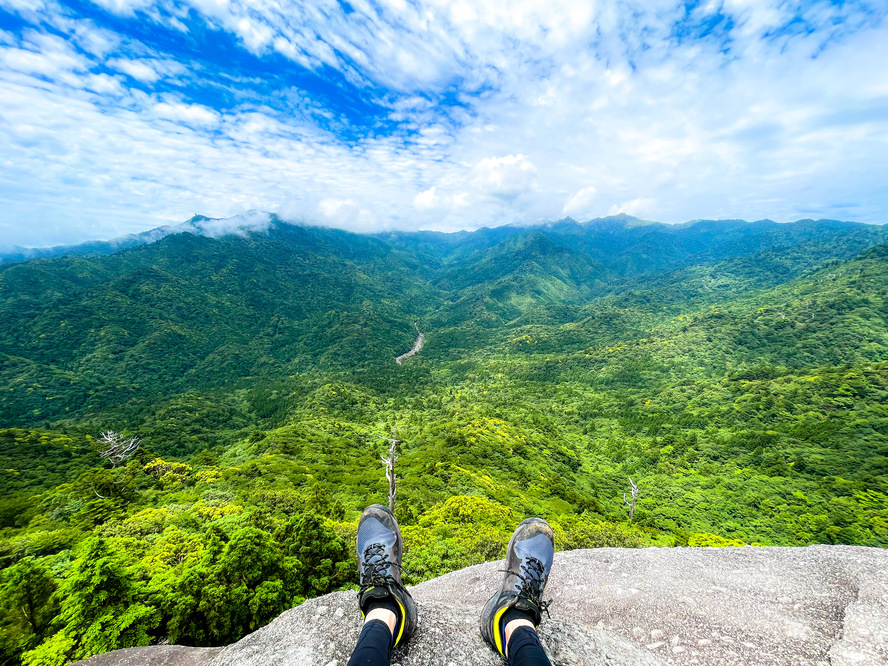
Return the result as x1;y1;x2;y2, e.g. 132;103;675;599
0;212;276;265
1;213;881;268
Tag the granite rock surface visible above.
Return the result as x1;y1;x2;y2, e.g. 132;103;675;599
75;545;888;666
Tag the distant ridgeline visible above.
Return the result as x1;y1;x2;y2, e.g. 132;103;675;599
1;216;887;666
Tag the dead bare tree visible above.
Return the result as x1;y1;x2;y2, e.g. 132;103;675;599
97;431;141;468
623;477;639;521
379;426;400;512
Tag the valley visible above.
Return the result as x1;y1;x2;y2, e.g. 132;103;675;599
1;215;886;665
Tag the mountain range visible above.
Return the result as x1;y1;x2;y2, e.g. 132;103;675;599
2;214;886;426
2;211;887;664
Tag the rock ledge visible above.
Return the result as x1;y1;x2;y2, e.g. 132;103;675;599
77;545;888;665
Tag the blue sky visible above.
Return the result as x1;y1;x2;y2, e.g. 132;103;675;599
1;0;886;248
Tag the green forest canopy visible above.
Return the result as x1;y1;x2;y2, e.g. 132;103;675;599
1;216;886;665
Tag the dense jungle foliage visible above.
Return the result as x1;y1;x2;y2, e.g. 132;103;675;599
1;215;887;665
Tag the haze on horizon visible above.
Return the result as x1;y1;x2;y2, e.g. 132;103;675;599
1;0;887;250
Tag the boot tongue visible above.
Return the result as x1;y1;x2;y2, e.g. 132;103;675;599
359;585;391;612
365;586;390;599
513;597;542;624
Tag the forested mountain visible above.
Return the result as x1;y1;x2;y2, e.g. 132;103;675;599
1;216;887;665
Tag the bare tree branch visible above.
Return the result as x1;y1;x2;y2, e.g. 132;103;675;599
379;425;399;512
97;431;141;468
623;477;639;521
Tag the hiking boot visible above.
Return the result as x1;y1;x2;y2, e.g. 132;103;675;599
356;504;417;647
480;517;555;657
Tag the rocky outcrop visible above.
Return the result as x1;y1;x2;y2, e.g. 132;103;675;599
76;545;888;666
395;324;424;364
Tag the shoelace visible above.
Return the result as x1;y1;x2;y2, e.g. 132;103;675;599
358;543;408;593
501;555;552;617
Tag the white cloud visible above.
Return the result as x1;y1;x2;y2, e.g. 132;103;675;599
410;185;470;214
183;210;273;237
413;186;437;210
152;101;219;126
471;154;537;199
1;0;887;249
0;32;89;81
316;198;380;230
609;197;657;218
107;57;186;83
563;186;597;217
0;0;46;11
68;23;120;57
83;72;124;94
89;0;153;17
108;58;160;82
235;16;274;53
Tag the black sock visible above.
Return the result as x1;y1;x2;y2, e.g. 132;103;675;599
363;593;402;645
499;606;538;657
501;606;537;629
500;606;536;627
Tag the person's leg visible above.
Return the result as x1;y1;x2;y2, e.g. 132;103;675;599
505;622;551;666
347;505;417;666
346;609;396;666
480;517;555;665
